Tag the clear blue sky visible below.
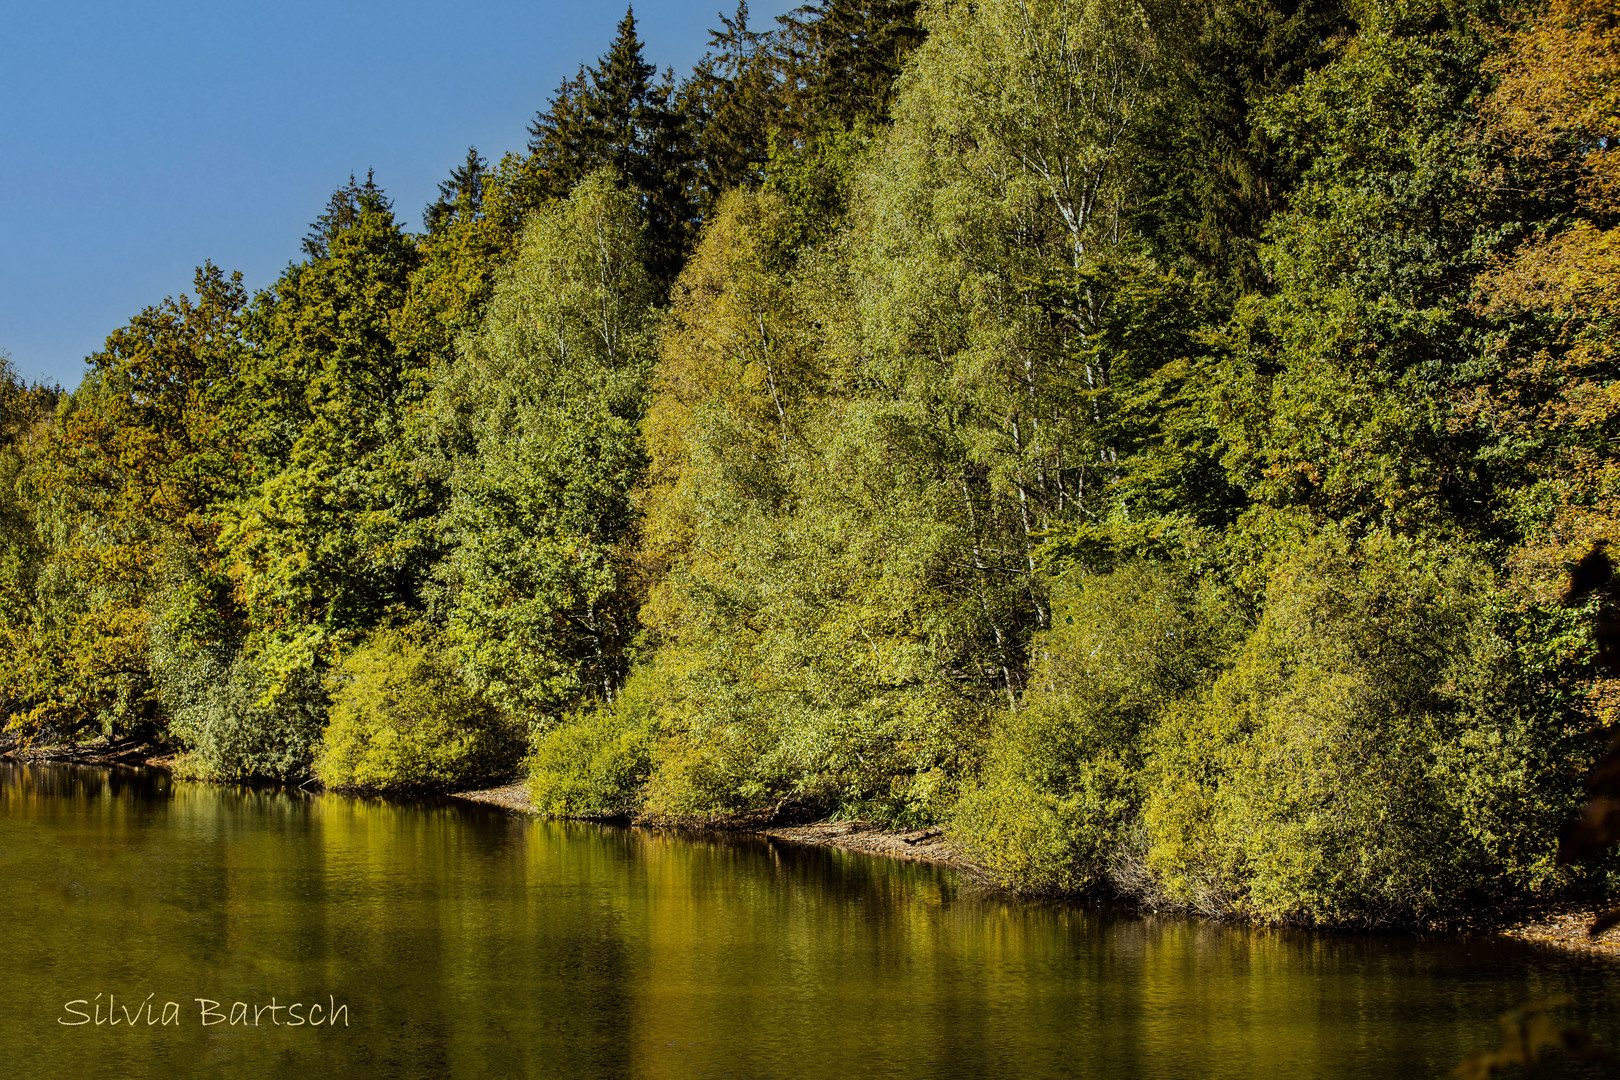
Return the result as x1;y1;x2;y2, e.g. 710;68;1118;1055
1;0;795;388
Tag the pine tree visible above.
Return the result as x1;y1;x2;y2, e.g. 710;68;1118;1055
1128;0;1356;291
524;7;696;291
774;0;925;135
682;3;780;210
526;67;595;197
423;147;486;235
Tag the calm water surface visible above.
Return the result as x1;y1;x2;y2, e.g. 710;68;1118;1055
3;761;1618;1079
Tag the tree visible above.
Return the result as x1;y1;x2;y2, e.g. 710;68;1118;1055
592;151;1023;823
1127;0;1356;290
525;7;696;290
774;0;926;135
218;174;431;687
423;146;487;236
1214;1;1500;542
440;169;655;719
1470;0;1620;596
4;266;249;740
0;353;59;727
681;2;781;209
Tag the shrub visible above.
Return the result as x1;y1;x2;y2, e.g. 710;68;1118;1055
1139;531;1585;925
528;672;660;818
953;561;1236;892
166;654;327;782
315;629;525;793
633;646;976;828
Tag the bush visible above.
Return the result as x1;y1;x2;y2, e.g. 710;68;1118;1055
528;672;659;818
167;654;327;782
953;561;1236;893
952;531;1598;925
633;646;976;828
314;629;526;793
1139;531;1581;925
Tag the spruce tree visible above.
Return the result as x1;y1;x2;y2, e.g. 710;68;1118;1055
524;7;696;291
682;3;779;210
774;0;925;135
423;147;486;235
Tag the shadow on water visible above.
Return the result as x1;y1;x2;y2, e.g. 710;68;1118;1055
2;759;1617;1080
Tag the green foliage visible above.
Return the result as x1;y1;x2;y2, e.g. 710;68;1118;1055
439;169;653;720
0;355;59;723
315;629;525;793
168;655;327;782
3;265;250;741
422;146;486;237
682;2;779;210
528;672;660;818
1142;531;1589;924
1216;3;1497;537
524;8;695;291
219;174;433;688
955;561;1240;892
1129;0;1355;288
636;184;987;828
761;122;873;251
774;0;926;135
9;0;1618;930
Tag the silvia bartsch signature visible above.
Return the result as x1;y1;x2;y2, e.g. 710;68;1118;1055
58;994;350;1027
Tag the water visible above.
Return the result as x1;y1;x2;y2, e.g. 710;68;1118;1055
2;761;1616;1079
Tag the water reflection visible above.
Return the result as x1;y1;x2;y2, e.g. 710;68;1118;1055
1;761;1615;1079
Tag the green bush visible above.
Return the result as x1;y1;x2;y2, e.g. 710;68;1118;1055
951;531;1599;924
149;556;328;781
953;561;1236;892
528;672;660;818
633;645;976;828
166;655;327;782
315;629;526;793
1140;531;1583;925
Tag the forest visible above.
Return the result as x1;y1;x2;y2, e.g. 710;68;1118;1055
1;0;1617;928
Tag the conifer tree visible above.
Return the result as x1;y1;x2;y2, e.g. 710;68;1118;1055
525;7;696;291
774;0;925;135
423;147;486;235
682;3;780;209
1128;0;1355;290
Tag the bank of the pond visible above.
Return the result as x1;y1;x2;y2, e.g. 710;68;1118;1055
0;732;161;766
1489;904;1620;956
451;776;989;878
451;775;1620;957
10;735;1620;958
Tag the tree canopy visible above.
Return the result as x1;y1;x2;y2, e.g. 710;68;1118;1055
6;0;1619;925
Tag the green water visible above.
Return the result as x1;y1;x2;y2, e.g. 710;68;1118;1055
2;762;1617;1079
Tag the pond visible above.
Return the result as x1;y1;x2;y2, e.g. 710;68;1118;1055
2;760;1616;1078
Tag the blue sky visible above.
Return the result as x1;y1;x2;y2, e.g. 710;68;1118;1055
1;0;795;388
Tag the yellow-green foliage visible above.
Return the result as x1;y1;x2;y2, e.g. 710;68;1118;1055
529;672;659;818
955;561;1237;893
165;655;327;782
634;185;985;828
954;530;1596;924
439;169;652;720
315;629;526;793
1140;531;1583;925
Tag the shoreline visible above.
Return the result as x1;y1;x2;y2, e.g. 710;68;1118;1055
10;738;1620;956
450;777;988;876
449;776;1620;956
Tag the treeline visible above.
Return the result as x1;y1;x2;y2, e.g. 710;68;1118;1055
3;0;1618;927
